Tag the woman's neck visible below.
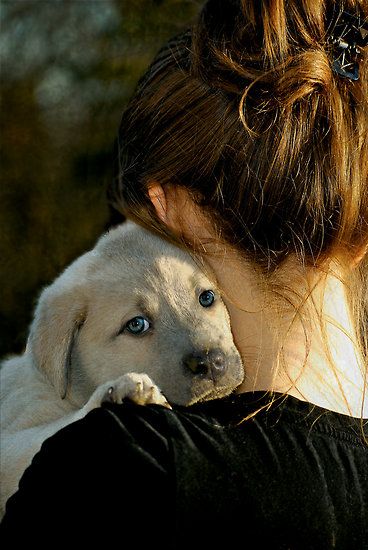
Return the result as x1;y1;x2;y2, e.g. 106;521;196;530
206;252;367;418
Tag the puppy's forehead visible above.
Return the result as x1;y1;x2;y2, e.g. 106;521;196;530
153;254;205;284
135;257;215;318
94;223;216;291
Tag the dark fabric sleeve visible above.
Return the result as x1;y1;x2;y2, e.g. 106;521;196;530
0;402;175;545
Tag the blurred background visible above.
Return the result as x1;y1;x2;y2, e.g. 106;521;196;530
0;0;204;358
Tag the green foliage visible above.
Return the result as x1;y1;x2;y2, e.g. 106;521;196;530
0;0;204;357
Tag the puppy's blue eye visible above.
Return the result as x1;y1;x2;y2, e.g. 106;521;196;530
125;316;150;335
199;290;215;308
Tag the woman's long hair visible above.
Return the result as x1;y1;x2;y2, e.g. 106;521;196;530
109;0;368;373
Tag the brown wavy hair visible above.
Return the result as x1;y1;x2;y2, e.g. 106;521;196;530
109;0;368;362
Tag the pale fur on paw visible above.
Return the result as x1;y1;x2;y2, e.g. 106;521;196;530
103;372;172;408
82;373;172;413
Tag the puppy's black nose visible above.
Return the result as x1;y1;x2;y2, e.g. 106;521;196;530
183;349;226;380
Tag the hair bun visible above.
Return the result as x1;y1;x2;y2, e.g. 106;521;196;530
273;50;333;108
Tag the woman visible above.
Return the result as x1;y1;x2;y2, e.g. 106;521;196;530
1;1;367;547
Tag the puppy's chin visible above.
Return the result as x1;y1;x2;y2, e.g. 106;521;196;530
176;382;240;407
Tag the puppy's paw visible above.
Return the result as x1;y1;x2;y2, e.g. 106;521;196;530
102;373;172;409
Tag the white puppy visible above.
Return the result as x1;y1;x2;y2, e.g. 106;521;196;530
0;221;244;516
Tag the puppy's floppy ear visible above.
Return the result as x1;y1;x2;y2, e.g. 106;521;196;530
27;281;86;399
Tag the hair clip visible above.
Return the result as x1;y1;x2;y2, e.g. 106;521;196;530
328;10;368;81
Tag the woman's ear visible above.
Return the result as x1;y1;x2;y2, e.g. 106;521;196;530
147;182;184;231
147;182;213;243
148;183;168;224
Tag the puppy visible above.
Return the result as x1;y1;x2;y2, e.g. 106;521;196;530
0;221;244;515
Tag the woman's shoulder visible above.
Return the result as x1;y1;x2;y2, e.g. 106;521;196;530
82;391;368;477
16;391;366;470
2;392;367;546
83;390;368;451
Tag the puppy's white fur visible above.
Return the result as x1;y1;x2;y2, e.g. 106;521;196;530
0;221;243;516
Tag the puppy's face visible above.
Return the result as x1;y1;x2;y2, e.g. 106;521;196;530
35;222;244;407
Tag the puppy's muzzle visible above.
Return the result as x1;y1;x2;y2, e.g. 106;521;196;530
183;349;227;380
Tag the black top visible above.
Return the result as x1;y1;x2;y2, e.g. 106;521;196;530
1;392;367;548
